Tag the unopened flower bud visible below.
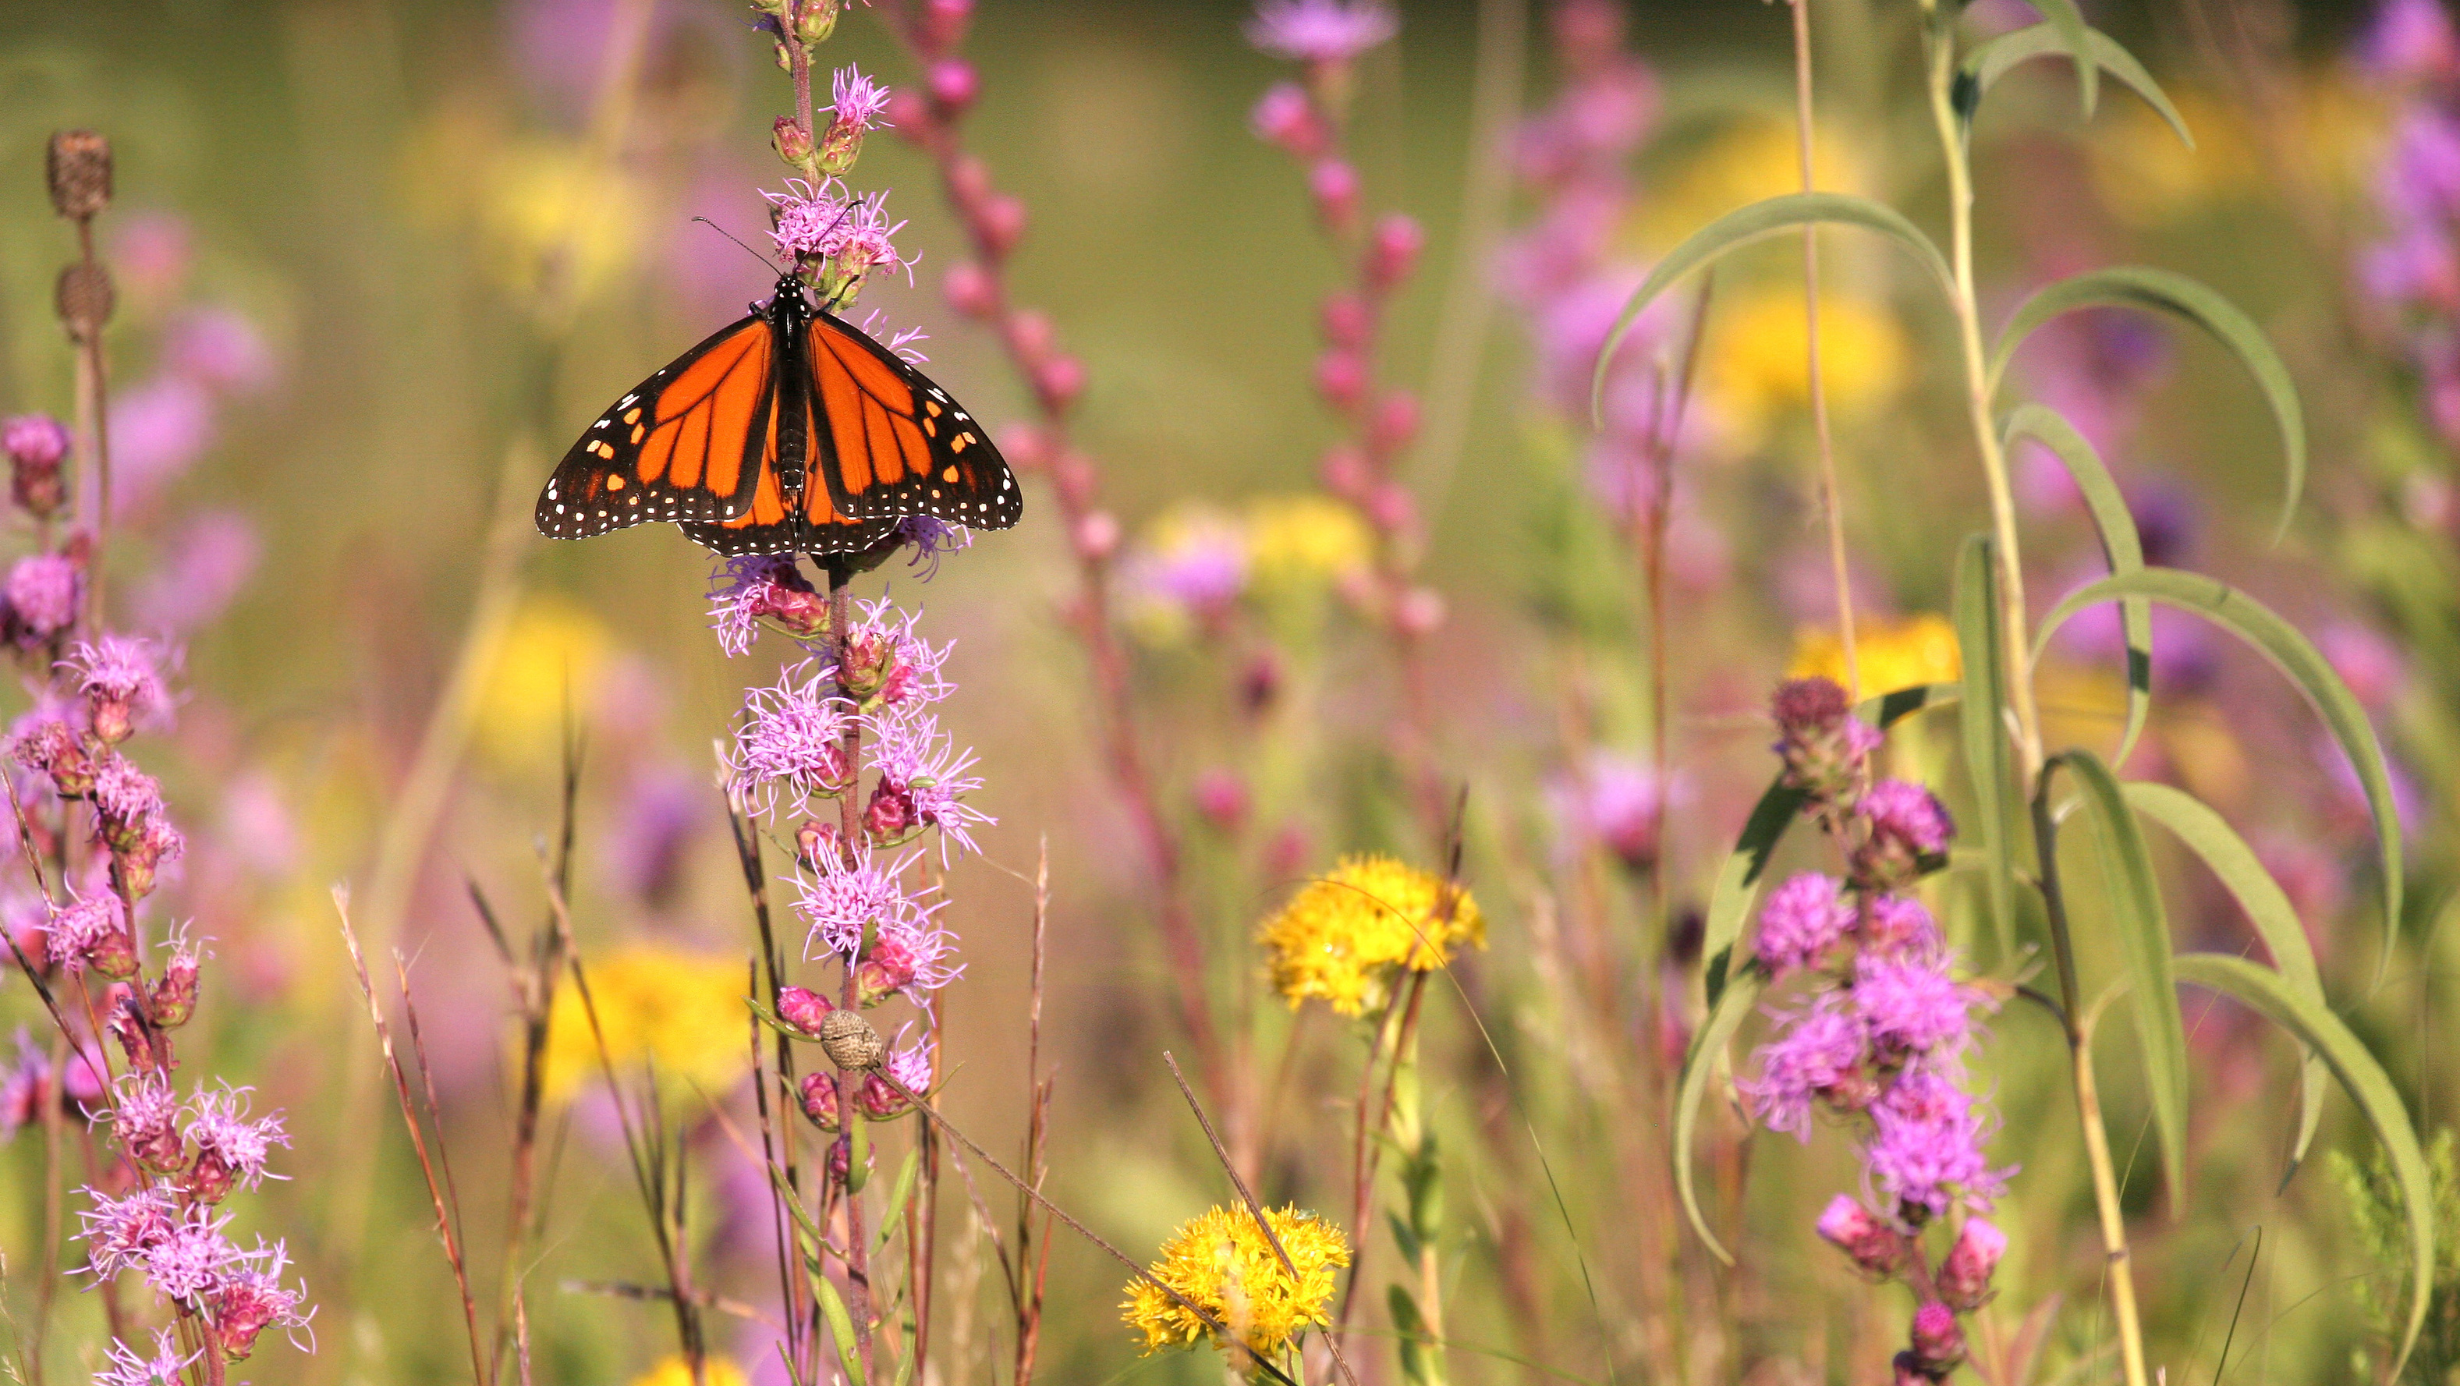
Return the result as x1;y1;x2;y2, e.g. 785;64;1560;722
1907;1302;1965;1374
1320;292;1372;350
778;984;836;1035
798;1070;842;1131
108;998;165;1071
1815;1194;1906;1278
864;779;917;844
1193;768;1248;832
1393;586;1446;638
857;1072;911;1119
1319;444;1368;498
1035;354;1084;412
976;194;1026;260
47;131;111;221
1366;481;1415;537
1935;1218;2006;1311
188;1146;236;1204
793;0;839;44
796;819;841;870
1073;510;1121;561
918;0;973;53
5;415;69;519
818;1009;884;1071
1252;83;1330;159
149;950;200;1029
1364;214;1425;292
943;262;998;319
1310;159;1360;233
1772;677;1881;806
1315;349;1367;410
1008;310;1053;363
854;949;916;1008
927;59;979;114
773;116;815;168
1370;391;1420;455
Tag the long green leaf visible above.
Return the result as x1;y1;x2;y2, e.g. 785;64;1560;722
1989;268;2307;539
1701;781;1808;1011
1962;22;2192;145
2124;781;2331;1171
2052;749;2188;1204
1594;193;1954;423
1954;535;2018;962
2023;0;2098;116
2038;569;2403;983
874;1147;921;1256
1672;967;1763;1265
812;1262;867;1386
2170;953;2435;1379
2004;404;2152;766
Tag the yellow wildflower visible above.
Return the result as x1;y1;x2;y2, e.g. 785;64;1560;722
538;945;750;1106
475;596;612;768
2086;88;2263;227
1641;114;1866;255
1244;495;1371;587
1122;1205;1351;1359
1788;613;1961;698
627;1356;748;1386
1703;286;1906;451
1259;855;1484;1018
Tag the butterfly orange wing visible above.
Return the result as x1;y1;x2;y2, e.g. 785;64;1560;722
805;314;1022;530
536;316;776;539
681;376;899;556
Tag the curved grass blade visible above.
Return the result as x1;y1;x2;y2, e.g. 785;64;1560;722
1962;22;2191;145
2004;404;2151;765
2051;748;2188;1204
2025;0;2098;117
2170;953;2436;1378
2039;569;2403;985
1702;780;1808;1011
1988;268;2306;539
1673;965;1763;1265
2123;781;2330;1173
1954;534;2018;962
1594;193;1954;423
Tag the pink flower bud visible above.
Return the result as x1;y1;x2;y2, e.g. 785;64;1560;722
918;0;974;53
149;948;200;1029
4;416;68;520
1007;310;1054;362
108;997;166;1072
1193;768;1248;832
1393;586;1446;638
1319;444;1369;498
796;820;841;871
927;59;979;113
1251;83;1329;159
885;87;932;141
798;1071;842;1131
857;1072;910;1119
1320;291;1372;349
1366;480;1415;536
1035;354;1085;411
1309;159;1360;233
779;985;836;1035
864;779;917;844
1364;214;1425;291
1935;1218;2006;1311
1814;1194;1906;1278
1315;349;1368;410
943;262;998;319
1370;391;1420;455
1907;1302;1966;1374
1001;424;1051;473
772;116;815;168
1073;510;1121;561
976;194;1027;260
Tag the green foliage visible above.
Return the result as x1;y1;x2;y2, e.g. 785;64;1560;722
2002;405;2151;765
1959;21;2193;146
1955;533;2019;961
2334;1130;2460;1384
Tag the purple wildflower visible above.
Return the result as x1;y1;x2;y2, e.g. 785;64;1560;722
92;754;166;830
707;554;826;656
865;709;990;861
1244;0;1399;63
1549;752;1673;871
855;905;964;1002
840;597;954;709
2;414;68;469
730;660;855;818
1863;1068;2009;1217
891;514;971;579
1815;1193;1907;1278
1860;893;1944;958
79;1185;183;1280
1771;676;1884;803
1907;1301;1967;1375
110;377;217;509
1856;779;1953;887
1754;872;1856;975
2362;0;2460;83
133;510;261;635
1851;952;1977;1061
767;177;856;261
858;1036;937;1118
212;1239;314;1359
829;64;893;134
796;845;941;961
48;890;132;978
1123;512;1250;621
831;192;915;285
1740;994;1869;1139
143;1205;239;1305
111;1073;187;1174
94;1329;198;1386
164;306;276;394
185;1083;289;1202
66;634;172;743
5;553;80;642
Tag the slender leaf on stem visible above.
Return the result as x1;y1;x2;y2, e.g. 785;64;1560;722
811;1265;866;1386
2169;953;2436;1378
1962;22;2191;143
2123;781;2332;1171
1702;781;1808;1010
2004;405;2152;765
1672;966;1763;1265
2039;569;2404;983
1988;269;2306;538
2021;0;2097;115
1593;193;1954;423
2050;749;2188;1204
1955;534;2019;961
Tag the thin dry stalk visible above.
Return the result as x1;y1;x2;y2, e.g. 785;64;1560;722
1788;0;1860;698
1011;839;1053;1384
335;893;489;1386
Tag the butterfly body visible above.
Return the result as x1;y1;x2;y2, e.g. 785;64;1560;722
536;272;1019;557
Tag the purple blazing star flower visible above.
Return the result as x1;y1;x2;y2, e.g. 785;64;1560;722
840;597;955;709
66;634;172;742
731;659;855;818
891;515;971;579
865;709;990;862
1741;994;1868;1140
829;64;893;133
707;554;826;657
1860;893;1944;958
92;755;166;829
1245;0;1399;63
1548;752;1673;871
1815;1193;1907;1278
1862;1068;2009;1217
48;891;130;977
143;1205;240;1305
1861;780;1952;856
1851;952;1978;1060
79;1186;183;1281
133;510;260;635
766;177;856;262
94;1330;199;1386
2;415;68;469
111;1073;186;1174
185;1083;289;1201
165;306;276;395
109;377;217;512
5;554;79;642
2362;0;2460;83
796;845;942;961
212;1239;314;1359
1124;513;1249;619
1754;872;1857;975
832;192;915;285
857;903;964;1001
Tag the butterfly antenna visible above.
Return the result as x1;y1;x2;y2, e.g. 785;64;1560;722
691;216;779;274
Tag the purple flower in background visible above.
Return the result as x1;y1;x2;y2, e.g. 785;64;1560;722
1863;1068;2009;1217
796;846;941;961
108;377;216;513
1754;872;1855;975
2364;0;2460;86
1852;952;1978;1060
133;510;260;634
94;1330;198;1386
1244;0;1399;63
3;415;68;470
602;766;704;909
1549;751;1674;872
165;307;276;395
2320;621;2408;713
1123;513;1250;621
5;554;80;643
1741;994;1868;1139
731;660;855;817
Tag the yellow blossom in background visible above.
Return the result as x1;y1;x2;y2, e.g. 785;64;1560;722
2087;88;2263;227
1641;113;1865;254
1259;855;1483;1018
1121;1205;1350;1358
475;596;613;767
400;106;644;308
1243;495;1371;588
628;1356;748;1386
1789;612;1961;698
1702;286;1905;452
537;944;750;1106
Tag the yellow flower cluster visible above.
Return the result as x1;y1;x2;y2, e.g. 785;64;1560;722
1788;612;1961;699
1702;286;1907;451
1258;855;1484;1018
1121;1205;1351;1359
538;944;751;1106
627;1357;747;1386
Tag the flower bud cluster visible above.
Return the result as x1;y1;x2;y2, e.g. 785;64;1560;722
1742;676;2007;1383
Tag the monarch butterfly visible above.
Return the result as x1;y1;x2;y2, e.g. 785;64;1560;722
534;270;1020;557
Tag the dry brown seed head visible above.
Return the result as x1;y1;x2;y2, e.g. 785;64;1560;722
55;263;115;341
47;131;111;221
